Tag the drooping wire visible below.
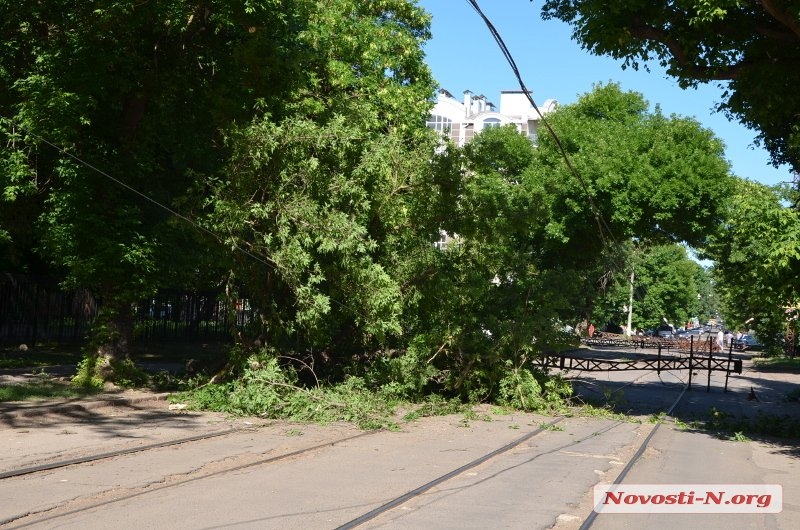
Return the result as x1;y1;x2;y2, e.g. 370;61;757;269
17;124;277;271
465;0;618;246
463;0;666;315
7;120;375;323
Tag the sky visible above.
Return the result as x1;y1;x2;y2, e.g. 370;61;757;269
418;0;794;187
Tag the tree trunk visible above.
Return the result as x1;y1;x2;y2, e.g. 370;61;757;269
93;302;134;378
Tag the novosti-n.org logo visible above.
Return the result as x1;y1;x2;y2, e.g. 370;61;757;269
593;484;782;513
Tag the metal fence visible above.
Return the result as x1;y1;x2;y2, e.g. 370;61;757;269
0;273;97;345
132;290;244;343
0;273;242;345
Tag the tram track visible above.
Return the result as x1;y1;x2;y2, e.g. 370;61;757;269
334;367;691;529
1;426;383;528
578;373;690;530
2;364;692;529
335;417;637;529
0;428;247;480
335;417;567;530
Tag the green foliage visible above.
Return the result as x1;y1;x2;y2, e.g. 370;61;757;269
701;180;800;351
704;407;800;440
525;84;732;332
0;374;99;402
208;117;442;353
105;360;150;389
497;362;572;412
730;431;751;442
198;0;440;358
401;394;470;421
627;244;706;330
0;0;314;358
0;2;740;417
71;356;105;389
672;417;693;430
570;402;633;422
180;349;400;429
540;1;800;172
178;347;578;427
533;83;733;251
403;124;586;401
754;357;800;372
72;353;148;389
0;0;436;362
0;345;82;369
361;345;442;401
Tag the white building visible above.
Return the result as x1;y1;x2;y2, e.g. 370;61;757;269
427;89;558;250
427;89;558;146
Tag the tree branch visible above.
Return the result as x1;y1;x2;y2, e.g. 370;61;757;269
627;19;746;81
761;0;800;39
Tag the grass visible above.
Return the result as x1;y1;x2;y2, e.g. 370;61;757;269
753;356;800;371
0;374;100;402
0;344;83;369
1;342;231;399
701;407;800;440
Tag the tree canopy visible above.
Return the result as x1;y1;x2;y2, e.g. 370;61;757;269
0;0;437;366
412;84;733;389
590;242;710;332
540;0;800;174
0;2;743;398
701;179;800;350
528;83;733;276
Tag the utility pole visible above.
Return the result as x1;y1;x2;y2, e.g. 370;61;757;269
626;268;634;337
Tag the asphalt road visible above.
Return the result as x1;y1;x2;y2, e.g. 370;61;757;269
1;347;799;529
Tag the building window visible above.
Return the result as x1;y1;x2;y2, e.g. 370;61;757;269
427;114;452;134
464;125;474;144
482;117;501;129
434;230;458;250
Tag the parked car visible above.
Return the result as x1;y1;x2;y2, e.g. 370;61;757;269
732;335;763;351
655;325;675;339
674;327;705;339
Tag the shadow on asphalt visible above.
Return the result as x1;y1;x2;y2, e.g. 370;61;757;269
566;361;800;459
0;397;217;439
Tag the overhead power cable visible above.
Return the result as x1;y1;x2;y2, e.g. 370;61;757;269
15;123;277;271
5;119;375;323
465;0;618;247
464;1;670;319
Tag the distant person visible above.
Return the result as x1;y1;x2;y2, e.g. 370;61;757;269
588;323;595;338
716;329;725;351
725;329;734;347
